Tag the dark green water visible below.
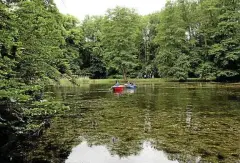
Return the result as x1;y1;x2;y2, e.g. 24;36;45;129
24;83;239;163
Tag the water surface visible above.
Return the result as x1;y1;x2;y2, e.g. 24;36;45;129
24;83;240;163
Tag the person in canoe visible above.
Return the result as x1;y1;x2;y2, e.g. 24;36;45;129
115;80;120;86
124;81;137;88
125;81;130;87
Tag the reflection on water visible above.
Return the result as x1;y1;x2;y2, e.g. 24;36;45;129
126;88;136;94
186;105;192;128
18;83;240;163
66;141;178;163
113;88;136;96
144;111;151;133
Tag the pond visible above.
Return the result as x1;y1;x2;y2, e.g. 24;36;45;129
21;83;240;163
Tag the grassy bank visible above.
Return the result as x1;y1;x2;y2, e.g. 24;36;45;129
52;77;224;87
54;78;168;86
90;78;167;84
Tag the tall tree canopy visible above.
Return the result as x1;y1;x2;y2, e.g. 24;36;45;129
102;7;141;81
0;0;239;82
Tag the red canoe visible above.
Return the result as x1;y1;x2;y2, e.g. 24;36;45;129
112;85;124;92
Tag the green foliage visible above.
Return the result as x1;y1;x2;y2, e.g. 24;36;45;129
62;14;83;75
0;1;73;152
196;62;216;80
24;101;70;117
102;7;141;80
15;0;66;82
80;16;107;78
1;0;239;84
152;0;240;81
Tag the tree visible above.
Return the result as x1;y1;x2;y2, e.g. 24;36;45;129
191;0;240;81
15;0;65;82
102;7;140;81
154;1;191;80
80;16;107;78
62;14;83;75
0;2;20;80
136;13;161;78
208;0;240;81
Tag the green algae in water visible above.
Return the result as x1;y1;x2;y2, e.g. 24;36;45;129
21;83;240;163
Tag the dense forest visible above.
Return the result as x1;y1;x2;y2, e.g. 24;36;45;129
0;0;239;161
1;0;239;83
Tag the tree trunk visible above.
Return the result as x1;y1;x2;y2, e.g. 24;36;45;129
122;67;127;82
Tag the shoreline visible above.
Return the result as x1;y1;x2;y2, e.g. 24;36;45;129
49;78;240;87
